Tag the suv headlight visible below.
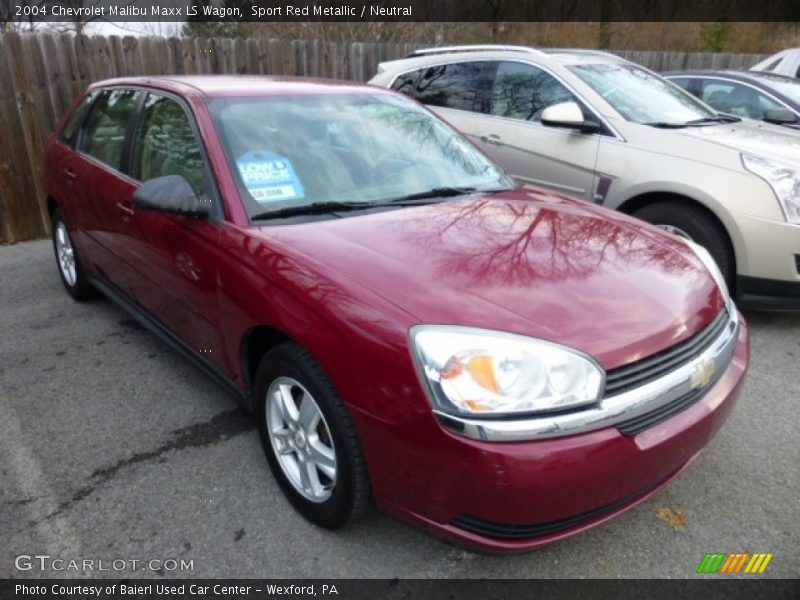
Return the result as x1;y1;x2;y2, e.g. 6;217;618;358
410;326;604;417
742;153;800;225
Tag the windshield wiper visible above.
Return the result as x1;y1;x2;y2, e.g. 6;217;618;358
383;186;512;203
250;186;514;221
250;201;376;221
643;121;689;129
684;115;742;125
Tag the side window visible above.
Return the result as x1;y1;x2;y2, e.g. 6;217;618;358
668;77;692;91
698;80;736;107
763;58;782;73
699;80;782;119
59;92;96;148
390;70;421;96
414;62;487;112
131;94;206;195
490;62;580;122
79;89;140;170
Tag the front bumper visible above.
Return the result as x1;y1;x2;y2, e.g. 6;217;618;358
733;212;800;310
373;315;749;553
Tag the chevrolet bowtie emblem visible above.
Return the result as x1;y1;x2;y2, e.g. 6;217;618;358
690;359;716;390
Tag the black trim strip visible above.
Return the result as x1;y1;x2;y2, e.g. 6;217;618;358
89;276;246;404
615;373;722;436
452;470;674;540
604;309;727;397
737;275;800;311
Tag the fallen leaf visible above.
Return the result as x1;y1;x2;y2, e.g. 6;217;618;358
657;506;689;531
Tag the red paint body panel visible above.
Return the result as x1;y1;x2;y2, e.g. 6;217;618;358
372;318;748;552
44;76;747;552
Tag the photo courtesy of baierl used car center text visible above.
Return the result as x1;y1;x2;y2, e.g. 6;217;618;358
1;0;799;598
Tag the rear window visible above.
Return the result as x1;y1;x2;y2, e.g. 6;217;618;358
413;62;488;112
79;89;140;171
390;70;420;95
59;93;96;148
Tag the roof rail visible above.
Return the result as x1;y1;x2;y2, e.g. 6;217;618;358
406;45;549;59
542;48;626;61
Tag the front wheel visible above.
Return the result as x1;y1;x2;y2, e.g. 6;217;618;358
255;343;371;529
632;201;735;290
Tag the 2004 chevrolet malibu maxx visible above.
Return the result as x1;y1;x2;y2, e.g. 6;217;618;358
46;76;749;552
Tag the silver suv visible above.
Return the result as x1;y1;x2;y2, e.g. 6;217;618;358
370;45;800;310
751;48;800;79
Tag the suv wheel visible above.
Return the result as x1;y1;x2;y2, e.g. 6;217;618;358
255;343;371;529
632;201;735;289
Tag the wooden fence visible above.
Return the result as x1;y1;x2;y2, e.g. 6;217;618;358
0;32;768;244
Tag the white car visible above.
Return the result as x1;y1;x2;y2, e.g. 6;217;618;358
370;45;800;310
751;49;800;79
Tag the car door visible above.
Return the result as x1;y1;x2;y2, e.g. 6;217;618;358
74;88;143;291
50;92;97;252
125;91;229;374
476;61;601;201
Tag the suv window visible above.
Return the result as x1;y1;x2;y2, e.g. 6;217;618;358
80;89;140;170
390;70;420;95
131;93;206;195
60;92;96;148
490;62;580;122
413;62;488;111
698;79;782;120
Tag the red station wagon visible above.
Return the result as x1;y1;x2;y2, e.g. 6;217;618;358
45;76;749;552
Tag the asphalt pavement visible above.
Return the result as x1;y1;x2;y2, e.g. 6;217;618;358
1;239;798;578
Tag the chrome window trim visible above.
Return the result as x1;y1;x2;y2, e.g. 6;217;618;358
669;75;799;118
435;307;740;442
386;57;626;142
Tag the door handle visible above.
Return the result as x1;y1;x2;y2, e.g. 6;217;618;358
116;202;135;217
480;134;502;146
64;168;78;180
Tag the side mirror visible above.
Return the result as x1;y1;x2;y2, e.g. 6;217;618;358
764;107;796;124
134;175;210;217
541;101;601;133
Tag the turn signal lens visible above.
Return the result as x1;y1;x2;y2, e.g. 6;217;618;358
411;326;605;417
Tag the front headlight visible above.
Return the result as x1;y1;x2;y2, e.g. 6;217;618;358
410;326;604;417
742;153;800;225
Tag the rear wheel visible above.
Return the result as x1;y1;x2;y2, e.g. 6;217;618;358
632;201;735;289
255;343;371;529
51;208;96;301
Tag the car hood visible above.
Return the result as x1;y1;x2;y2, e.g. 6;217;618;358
258;188;724;370
677;119;800;166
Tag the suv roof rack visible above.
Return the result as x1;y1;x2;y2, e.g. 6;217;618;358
542;48;625;60
405;45;549;59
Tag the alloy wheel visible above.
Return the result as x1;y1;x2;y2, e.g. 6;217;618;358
265;376;337;503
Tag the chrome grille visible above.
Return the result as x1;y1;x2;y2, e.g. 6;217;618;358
604;309;729;398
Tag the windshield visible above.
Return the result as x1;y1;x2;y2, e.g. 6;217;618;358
747;73;800;105
208;93;511;219
570;63;718;126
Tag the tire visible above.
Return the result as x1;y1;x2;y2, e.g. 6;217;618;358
51;208;97;301
631;201;735;289
255;342;371;529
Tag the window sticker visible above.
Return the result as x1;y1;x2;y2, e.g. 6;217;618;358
236;152;305;203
